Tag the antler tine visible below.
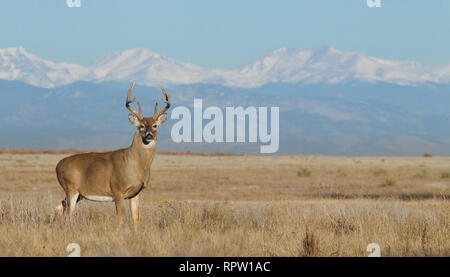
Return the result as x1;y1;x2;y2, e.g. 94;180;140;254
136;99;142;115
159;85;170;104
125;82;143;120
127;82;136;102
153;85;171;119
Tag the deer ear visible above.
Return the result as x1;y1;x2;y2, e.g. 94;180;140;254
156;113;167;126
128;114;140;127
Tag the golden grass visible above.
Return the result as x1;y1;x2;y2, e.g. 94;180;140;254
0;153;448;256
0;149;240;156
0;149;90;155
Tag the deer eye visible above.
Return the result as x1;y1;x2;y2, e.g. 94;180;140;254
139;124;145;130
152;124;157;129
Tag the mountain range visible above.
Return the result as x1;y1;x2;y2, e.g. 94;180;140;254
2;46;450;88
1;46;450;155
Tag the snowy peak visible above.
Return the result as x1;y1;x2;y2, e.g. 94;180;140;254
91;48;213;86
0;47;89;88
91;48;167;80
0;47;30;59
93;48;163;68
0;47;45;70
226;46;450;86
1;46;450;88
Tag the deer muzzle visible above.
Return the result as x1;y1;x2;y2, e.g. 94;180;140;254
143;132;154;145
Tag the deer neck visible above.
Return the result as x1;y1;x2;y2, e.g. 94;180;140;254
126;131;156;170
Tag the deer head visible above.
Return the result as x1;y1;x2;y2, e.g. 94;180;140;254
126;82;171;147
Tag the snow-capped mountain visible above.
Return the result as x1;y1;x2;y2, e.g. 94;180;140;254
0;47;89;88
90;48;216;86
222;47;450;87
1;46;450;88
0;47;216;88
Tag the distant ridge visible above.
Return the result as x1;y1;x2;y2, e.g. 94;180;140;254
1;46;450;88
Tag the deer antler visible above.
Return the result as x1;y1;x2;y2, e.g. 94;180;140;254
126;82;143;120
153;85;171;119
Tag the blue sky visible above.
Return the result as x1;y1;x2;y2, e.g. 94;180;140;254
0;0;449;68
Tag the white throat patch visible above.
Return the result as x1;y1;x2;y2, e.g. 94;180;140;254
143;140;156;148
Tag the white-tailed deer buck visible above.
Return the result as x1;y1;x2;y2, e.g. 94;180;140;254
54;82;170;229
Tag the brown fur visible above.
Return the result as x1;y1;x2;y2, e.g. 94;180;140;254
54;84;169;228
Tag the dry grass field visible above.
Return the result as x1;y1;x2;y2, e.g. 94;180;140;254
0;151;448;256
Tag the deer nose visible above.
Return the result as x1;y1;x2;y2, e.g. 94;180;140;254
145;132;154;140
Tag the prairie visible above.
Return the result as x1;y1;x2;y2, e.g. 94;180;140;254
0;151;448;256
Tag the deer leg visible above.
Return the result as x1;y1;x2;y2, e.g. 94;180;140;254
114;195;125;225
129;194;140;230
54;198;66;218
65;191;80;218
